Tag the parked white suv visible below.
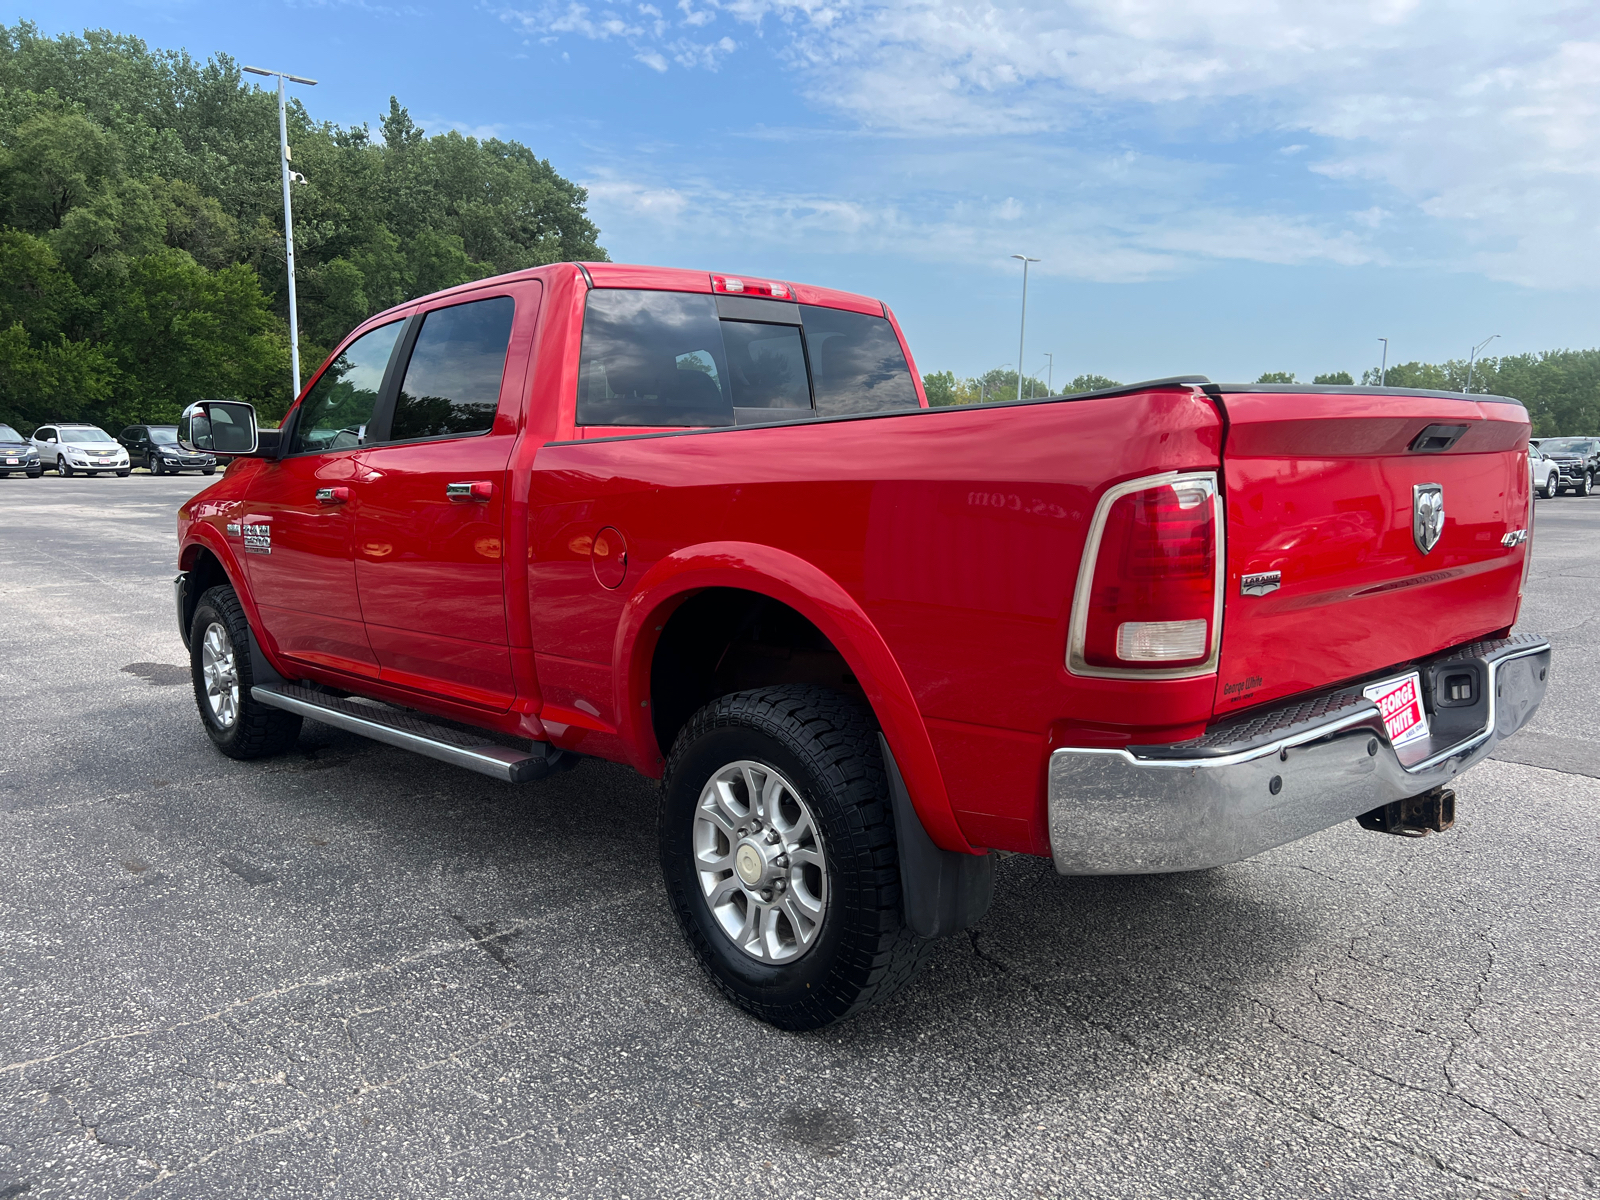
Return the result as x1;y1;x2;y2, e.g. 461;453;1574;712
30;423;131;477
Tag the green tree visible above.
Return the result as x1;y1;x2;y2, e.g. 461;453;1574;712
0;21;606;432
1255;371;1296;384
1064;374;1121;393
1313;371;1353;384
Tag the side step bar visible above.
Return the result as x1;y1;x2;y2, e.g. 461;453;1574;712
252;683;564;783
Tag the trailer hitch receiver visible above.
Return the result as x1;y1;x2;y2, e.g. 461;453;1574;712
1357;786;1456;838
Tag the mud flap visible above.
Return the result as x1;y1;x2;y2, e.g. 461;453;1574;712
878;734;995;939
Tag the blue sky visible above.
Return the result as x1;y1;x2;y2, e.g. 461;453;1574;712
15;0;1600;386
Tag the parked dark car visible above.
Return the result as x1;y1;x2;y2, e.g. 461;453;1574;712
0;423;42;478
1535;436;1600;495
118;425;216;475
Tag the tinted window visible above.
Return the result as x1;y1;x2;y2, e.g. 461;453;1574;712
149;428;178;444
389;297;515;442
722;320;810;416
291;320;404;454
801;306;917;416
0;424;22;441
62;427;114;443
577;290;733;427
35;427;54;440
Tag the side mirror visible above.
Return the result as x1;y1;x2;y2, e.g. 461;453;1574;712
46;437;57;444
180;400;259;455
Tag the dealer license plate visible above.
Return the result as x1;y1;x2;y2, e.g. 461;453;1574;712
1363;671;1430;747
4;457;16;465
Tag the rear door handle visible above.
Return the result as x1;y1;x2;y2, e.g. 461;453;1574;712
316;486;350;505
447;481;494;502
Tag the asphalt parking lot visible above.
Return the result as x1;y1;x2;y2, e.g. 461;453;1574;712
2;471;1597;1200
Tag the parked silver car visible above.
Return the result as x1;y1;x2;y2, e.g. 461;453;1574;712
1530;443;1561;499
29;423;131;476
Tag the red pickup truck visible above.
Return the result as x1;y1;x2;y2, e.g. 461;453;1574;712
173;262;1549;1029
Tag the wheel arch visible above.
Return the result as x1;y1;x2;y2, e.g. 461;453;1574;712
614;541;976;855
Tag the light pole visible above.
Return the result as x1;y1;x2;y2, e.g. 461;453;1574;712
244;64;318;402
1377;337;1388;387
1465;334;1499;393
1011;254;1039;403
1042;352;1053;396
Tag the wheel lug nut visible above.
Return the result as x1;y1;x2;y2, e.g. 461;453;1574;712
737;827;747;837
774;855;789;869
760;888;773;902
764;829;780;844
750;817;762;831
774;878;787;892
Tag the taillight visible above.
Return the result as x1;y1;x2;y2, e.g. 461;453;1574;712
1068;473;1222;677
711;274;793;300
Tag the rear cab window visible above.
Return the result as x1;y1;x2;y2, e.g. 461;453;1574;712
575;288;919;433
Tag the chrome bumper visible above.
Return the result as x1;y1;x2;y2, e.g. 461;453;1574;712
1048;634;1550;875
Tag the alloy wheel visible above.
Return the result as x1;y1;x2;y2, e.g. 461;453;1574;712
200;620;240;729
693;759;828;963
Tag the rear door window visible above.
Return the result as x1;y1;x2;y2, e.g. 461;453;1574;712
801;305;918;416
387;296;516;442
578;290;733;427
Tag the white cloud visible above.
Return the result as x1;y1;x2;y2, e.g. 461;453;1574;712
527;1;1600;288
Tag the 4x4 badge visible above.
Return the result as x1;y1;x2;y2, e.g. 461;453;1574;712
1413;483;1445;554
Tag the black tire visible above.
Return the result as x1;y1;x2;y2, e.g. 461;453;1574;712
57;457;72;477
1582;473;1594;497
116;468;130;477
25;468;40;479
151;455;164;476
660;685;928;1030
201;467;215;476
1542;473;1557;499
189;584;302;759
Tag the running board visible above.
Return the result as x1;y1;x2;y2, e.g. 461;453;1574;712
251;683;563;783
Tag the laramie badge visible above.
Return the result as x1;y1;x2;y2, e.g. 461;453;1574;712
1413;483;1444;555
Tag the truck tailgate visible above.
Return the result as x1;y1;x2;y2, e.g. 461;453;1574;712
1213;389;1531;714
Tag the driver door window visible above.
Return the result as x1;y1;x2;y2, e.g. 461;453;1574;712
289;320;405;455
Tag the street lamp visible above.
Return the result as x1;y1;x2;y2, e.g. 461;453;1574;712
244;64;318;403
1042;352;1053;396
1378;337;1388;387
1465;334;1499;394
1011;254;1040;403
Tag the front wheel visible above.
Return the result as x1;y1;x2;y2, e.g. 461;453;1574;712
151;456;164;476
57;457;72;477
660;685;928;1030
201;467;215;476
1542;473;1558;499
1578;474;1592;497
189;584;302;759
116;468;130;477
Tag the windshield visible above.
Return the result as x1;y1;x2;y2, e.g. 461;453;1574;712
1541;438;1593;453
0;424;20;442
61;428;115;444
149;428;179;444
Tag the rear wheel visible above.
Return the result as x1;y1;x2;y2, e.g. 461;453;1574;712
660;685;928;1030
189;584;302;759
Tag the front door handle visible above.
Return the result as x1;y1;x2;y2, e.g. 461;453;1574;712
446;481;494;502
316;486;350;505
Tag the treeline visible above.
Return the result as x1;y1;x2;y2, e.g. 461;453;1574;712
0;22;604;433
927;353;1600;435
923;366;1121;405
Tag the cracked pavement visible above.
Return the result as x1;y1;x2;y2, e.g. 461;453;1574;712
1;473;1597;1199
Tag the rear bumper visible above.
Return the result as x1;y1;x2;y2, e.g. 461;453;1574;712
1048;634;1550;874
